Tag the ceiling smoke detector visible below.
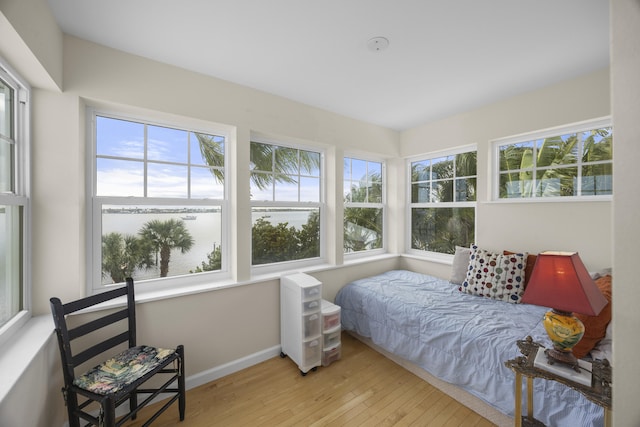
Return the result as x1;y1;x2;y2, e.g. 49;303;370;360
367;37;389;52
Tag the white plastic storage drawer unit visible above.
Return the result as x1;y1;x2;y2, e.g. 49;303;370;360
321;299;341;330
323;327;341;348
280;273;322;375
322;342;342;367
321;299;342;367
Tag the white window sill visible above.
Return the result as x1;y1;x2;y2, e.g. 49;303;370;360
82;276;280;314
401;252;454;266
343;252;397;266
85;254;400;314
483;195;612;204
0;315;55;404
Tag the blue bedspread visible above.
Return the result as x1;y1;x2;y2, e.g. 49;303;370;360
335;270;604;426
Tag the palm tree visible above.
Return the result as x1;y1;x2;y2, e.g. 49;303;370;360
193;136;322;265
194;133;225;182
193;135;322;191
582;128;613;195
101;232;154;283
343;171;383;252
139;219;194;277
250;141;321;191
344;217;381;252
500;128;612;198
409;151;477;254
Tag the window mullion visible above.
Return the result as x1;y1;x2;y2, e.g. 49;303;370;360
187;132;192;199
143;123;148;198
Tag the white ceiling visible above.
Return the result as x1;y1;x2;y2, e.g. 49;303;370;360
46;0;610;131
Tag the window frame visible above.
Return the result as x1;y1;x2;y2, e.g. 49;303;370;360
249;135;325;274
86;107;231;294
0;58;31;347
492;117;613;202
406;145;477;260
343;154;386;258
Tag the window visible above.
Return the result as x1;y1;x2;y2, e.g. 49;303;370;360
343;157;384;254
89;111;227;291
0;60;29;338
495;119;612;199
409;148;476;255
250;139;322;266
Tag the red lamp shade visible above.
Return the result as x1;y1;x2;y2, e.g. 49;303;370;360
522;251;607;316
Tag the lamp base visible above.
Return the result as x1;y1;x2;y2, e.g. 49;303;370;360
541;309;585;373
544;348;581;373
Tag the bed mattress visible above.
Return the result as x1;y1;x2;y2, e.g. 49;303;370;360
335;270;604;426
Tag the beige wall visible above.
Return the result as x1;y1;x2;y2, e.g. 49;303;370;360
400;69;612;271
62;36;399;156
30;34;400;382
31;89;85;307
2;4;400;423
32;34;399;313
0;333;64;427
3;0;639;425
0;0;62;90
611;0;640;425
311;257;399;303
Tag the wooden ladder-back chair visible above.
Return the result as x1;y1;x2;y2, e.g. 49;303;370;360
50;278;185;427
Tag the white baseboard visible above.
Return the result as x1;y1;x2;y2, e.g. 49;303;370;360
186;345;282;389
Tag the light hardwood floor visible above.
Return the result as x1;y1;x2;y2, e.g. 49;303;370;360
125;333;496;426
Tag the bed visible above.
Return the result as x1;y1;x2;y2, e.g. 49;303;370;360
335;269;608;426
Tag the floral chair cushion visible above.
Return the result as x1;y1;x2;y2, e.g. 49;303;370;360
74;345;175;395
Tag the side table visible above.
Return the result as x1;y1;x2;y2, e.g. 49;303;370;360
504;336;612;427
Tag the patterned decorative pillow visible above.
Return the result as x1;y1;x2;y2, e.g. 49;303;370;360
503;250;537;288
460;246;528;303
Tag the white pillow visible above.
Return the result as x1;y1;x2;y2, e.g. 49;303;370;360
449;245;471;285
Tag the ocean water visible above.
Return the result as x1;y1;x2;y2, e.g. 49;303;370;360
101;209;312;283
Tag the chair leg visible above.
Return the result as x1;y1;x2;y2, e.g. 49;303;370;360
102;396;116;427
67;409;81;427
129;390;138;420
177;345;186;421
66;390;81;427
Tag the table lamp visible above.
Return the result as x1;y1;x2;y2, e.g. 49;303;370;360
522;251;607;371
